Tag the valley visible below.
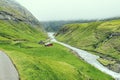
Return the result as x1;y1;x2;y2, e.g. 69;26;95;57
0;0;119;80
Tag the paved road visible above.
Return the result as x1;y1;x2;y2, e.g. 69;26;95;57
48;32;120;80
0;51;19;80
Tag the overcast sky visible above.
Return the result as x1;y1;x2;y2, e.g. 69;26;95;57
15;0;120;21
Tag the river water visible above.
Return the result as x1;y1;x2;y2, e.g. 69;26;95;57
48;32;120;80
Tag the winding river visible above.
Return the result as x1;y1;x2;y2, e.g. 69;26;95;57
48;32;120;80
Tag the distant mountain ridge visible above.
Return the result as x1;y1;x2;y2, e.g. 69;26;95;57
42;17;120;32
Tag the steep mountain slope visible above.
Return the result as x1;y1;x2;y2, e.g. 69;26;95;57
0;0;114;80
56;19;120;72
0;0;46;42
0;0;40;24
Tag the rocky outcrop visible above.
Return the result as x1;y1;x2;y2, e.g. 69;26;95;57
110;32;120;37
0;11;23;21
0;0;41;26
0;11;13;20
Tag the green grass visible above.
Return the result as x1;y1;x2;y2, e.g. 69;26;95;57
0;20;114;80
0;20;46;42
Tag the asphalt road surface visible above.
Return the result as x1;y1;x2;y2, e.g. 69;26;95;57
0;51;19;80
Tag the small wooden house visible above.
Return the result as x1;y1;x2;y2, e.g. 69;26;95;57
44;42;53;47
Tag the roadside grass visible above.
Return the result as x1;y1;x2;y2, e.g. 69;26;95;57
0;42;114;80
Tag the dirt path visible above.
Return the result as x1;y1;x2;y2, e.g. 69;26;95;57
0;51;19;80
48;32;120;80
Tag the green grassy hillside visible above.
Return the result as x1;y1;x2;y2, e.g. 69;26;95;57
0;20;46;42
0;21;113;80
56;19;120;72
